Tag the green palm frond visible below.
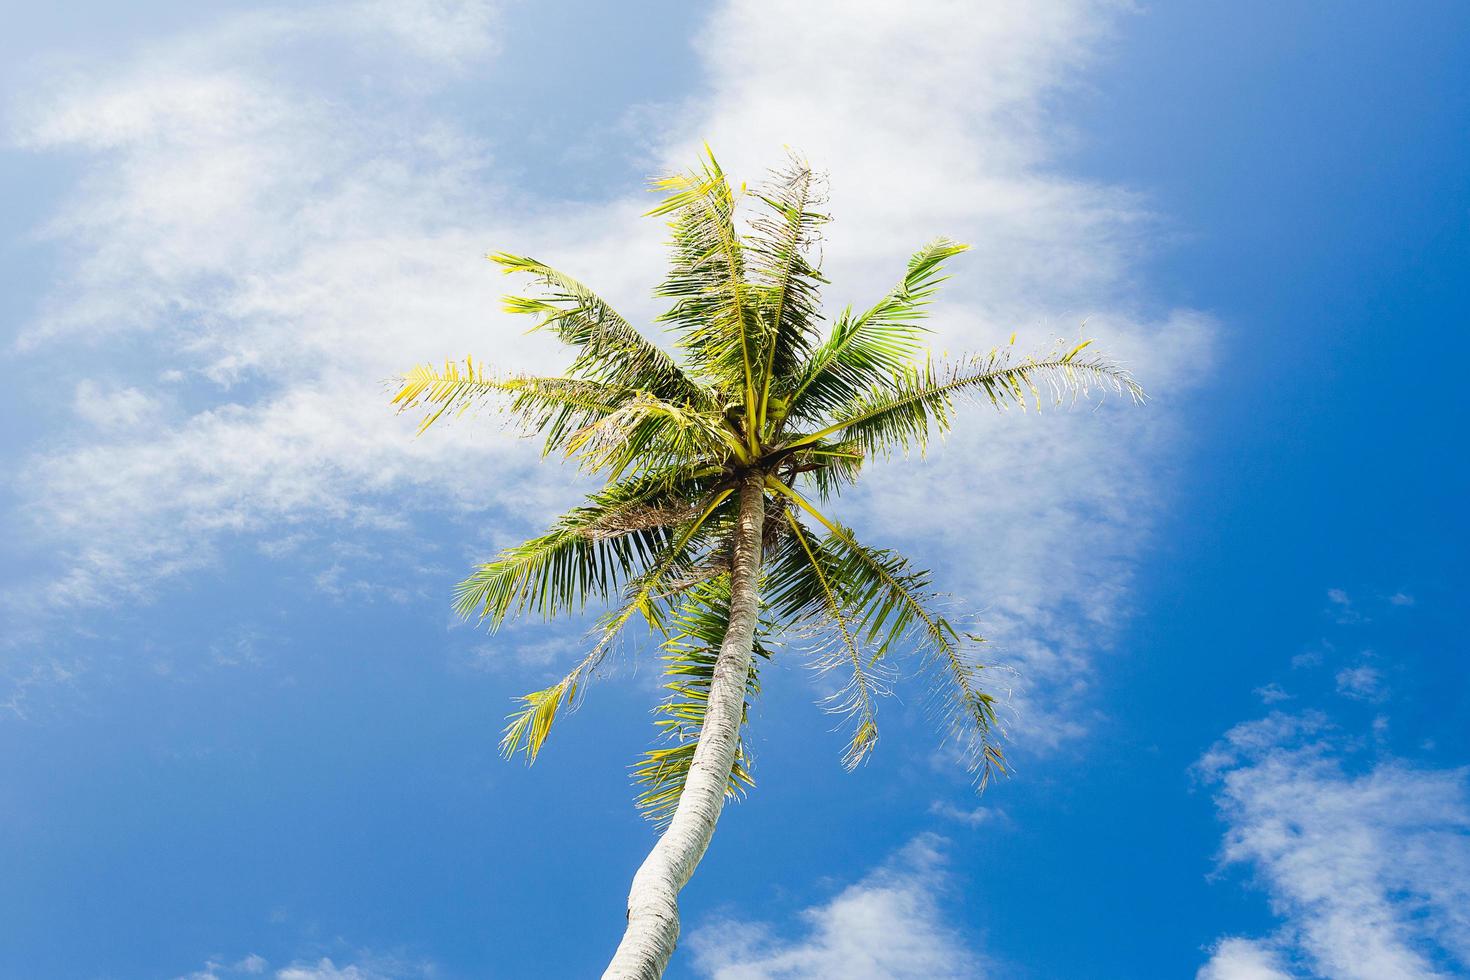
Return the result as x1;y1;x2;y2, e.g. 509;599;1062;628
775;440;866;503
499;645;602;763
392;359;629;441
789;339;1143;458
578;485;737;656
768;477;1009;788
564;392;750;476
649;147;761;435
785;238;969;425
746;156;829;432
766;513;885;768
454;465;723;628
492;253;709;406
499;486;737;764
633;576;769;826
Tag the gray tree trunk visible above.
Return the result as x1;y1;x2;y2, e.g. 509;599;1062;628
601;472;767;979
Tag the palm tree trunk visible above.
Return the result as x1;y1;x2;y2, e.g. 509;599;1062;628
602;471;767;979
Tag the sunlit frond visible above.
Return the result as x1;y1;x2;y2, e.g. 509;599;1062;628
499;487;737;764
766;513;886;769
789;339;1144;458
398;358;743;473
587;486;737;646
392;359;628;441
492;253;709;407
773;439;866;503
632;576;769;826
746;156;829;433
785;238;968;425
767;478;1010;788
648;147;760;433
454;464;723;629
564;392;750;476
498;645;603;764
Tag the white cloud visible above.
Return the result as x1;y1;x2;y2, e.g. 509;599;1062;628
275;960;371;980
172;951;427;980
174;954;269;980
1325;587;1365;625
928;800;1005;828
1290;642;1331;670
1196;937;1292;980
1334;663;1385;702
6;0;1212;749
462;631;583;675
1196;712;1470;979
688;834;986;979
71;379;164;431
5;0;584;612
1253;683;1293;705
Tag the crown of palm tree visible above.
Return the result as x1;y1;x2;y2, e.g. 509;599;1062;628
393;147;1142;825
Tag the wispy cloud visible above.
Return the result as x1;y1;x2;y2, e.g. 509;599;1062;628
1334;662;1386;702
1253;682;1293;705
688;834;987;979
1195;712;1470;979
173;949;431;980
1326;587;1366;625
5;0;582;614
928;800;1006;828
274;961;378;980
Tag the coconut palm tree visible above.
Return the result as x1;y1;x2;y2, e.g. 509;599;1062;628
393;148;1142;979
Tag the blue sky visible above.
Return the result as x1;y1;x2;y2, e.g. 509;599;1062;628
2;2;1467;978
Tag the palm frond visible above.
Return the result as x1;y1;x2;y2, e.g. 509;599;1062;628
392;359;628;441
648;147;760;436
747;156;829;433
632;576;769;826
789;339;1144;458
775;440;866;503
585;486;737;648
499;644;603;763
766;513;885;769
454;465;723;628
785;238;968;424
767;477;1009;789
492;253;709;407
564;392;750;476
498;487;737;764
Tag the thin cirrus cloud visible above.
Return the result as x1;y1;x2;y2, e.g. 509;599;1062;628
174;952;427;980
5;0;1211;743
1194;712;1470;980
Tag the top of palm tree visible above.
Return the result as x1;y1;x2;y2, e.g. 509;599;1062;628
392;147;1142;819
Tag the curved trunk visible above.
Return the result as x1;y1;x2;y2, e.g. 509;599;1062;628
602;472;767;979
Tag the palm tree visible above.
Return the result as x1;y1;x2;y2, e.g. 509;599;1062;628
393;148;1142;978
